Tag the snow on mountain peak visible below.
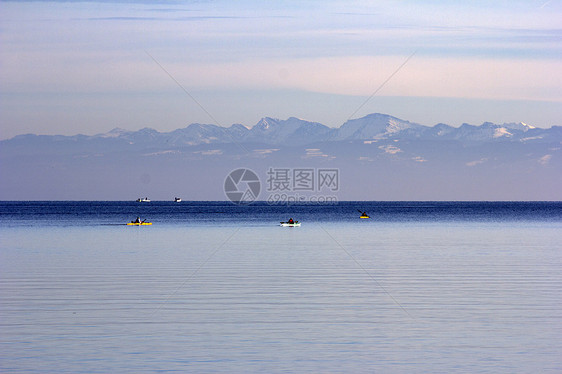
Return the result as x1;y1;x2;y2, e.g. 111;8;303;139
288;116;312;123
336;113;424;140
231;123;250;130
501;122;535;131
3;113;558;147
493;127;512;138
98;127;130;138
254;117;280;131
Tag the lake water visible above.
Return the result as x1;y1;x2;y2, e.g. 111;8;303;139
1;202;561;373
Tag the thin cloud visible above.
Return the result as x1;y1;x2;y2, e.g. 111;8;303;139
3;53;560;103
85;15;252;21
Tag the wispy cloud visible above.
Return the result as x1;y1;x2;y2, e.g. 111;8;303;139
86;15;251;21
144;150;180;156
193;149;223;156
303;148;334;159
538;154;552;165
466;158;488;167
379;145;402;155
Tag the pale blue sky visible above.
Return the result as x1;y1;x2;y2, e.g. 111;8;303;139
1;0;561;139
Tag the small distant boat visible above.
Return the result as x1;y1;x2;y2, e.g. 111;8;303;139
136;197;150;202
280;220;300;227
174;197;182;202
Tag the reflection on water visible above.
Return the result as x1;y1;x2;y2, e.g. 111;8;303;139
1;204;561;373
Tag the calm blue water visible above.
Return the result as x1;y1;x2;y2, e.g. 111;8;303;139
1;202;561;373
1;201;561;226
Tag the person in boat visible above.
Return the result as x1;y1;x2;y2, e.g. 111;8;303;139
288;218;294;224
134;217;141;223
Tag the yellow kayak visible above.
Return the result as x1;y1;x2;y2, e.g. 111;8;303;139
360;215;370;219
126;222;152;226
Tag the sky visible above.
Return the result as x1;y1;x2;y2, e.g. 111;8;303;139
1;0;561;139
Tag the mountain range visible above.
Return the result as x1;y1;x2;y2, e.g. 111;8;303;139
1;113;560;200
6;113;560;149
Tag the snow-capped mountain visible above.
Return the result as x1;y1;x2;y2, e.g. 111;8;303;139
242;117;331;145
1;113;560;200
333;113;424;140
6;113;557;149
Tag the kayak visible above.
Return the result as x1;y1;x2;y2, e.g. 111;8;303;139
280;222;301;227
126;222;152;226
357;210;370;219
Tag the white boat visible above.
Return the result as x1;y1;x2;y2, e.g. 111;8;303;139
136;197;150;202
174;197;182;202
280;222;301;227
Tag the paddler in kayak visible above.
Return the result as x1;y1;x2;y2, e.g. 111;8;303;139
358;210;370;218
132;217;141;224
287;218;294;224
